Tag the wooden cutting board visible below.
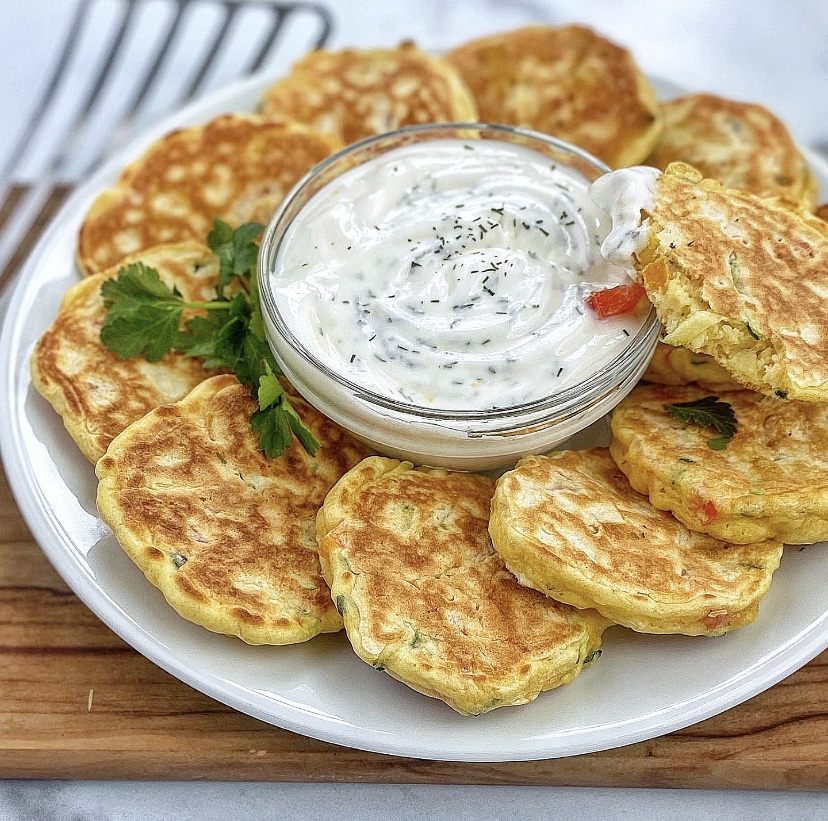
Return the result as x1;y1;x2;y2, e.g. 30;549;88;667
3;187;827;788
2;466;828;787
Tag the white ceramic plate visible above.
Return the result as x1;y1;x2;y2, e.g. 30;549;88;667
3;71;828;763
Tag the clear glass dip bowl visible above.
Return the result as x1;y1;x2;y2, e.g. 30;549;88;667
258;123;659;472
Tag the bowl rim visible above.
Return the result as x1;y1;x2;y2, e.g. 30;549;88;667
258;121;659;424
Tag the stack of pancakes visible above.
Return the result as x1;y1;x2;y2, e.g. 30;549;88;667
30;25;828;715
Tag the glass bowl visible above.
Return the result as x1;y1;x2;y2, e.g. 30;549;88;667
258;123;659;472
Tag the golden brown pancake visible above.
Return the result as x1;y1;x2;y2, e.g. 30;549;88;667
77;114;342;275
610;382;828;545
445;24;662;168
96;374;371;645
316;456;609;715
598;162;828;401
645;93;818;209
31;242;223;463
259;43;478;146
490;449;782;636
642;342;745;391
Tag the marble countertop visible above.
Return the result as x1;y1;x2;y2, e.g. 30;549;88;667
2;781;828;821
1;0;827;817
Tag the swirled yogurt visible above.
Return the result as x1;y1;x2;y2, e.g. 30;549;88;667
268;138;649;411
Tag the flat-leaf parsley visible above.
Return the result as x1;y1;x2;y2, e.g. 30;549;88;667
100;219;320;459
664;395;737;450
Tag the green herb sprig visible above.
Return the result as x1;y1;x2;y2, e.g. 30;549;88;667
664;395;737;450
100;218;320;459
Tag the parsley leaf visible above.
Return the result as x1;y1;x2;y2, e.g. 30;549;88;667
175;311;230;360
99;219;318;459
664;396;738;450
207;219;264;297
211;293;280;388
254;365;321;458
250;403;293;458
282;399;321;455
100;263;187;361
257;365;286;410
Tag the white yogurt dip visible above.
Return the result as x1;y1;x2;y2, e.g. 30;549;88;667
259;125;659;470
589;166;660;265
268;138;649;411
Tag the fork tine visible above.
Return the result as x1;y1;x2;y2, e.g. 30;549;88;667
0;1;93;182
0;0;337;309
237;2;334;76
0;0;92;252
49;0;143;178
244;5;290;74
179;1;242;102
0;183;57;294
293;2;334;51
103;0;190;158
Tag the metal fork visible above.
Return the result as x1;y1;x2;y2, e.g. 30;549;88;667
0;0;333;305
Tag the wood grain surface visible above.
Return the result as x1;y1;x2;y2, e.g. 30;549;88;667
2;467;828;788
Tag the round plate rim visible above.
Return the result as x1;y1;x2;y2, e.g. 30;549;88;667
3;69;828;762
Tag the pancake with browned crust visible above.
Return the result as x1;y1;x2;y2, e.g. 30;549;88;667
96;374;371;645
445;25;662;168
31;242;224;463
591;162;828;401
259;43;478;146
490;449;782;636
645;94;818;209
610;382;828;545
316;456;609;715
642;342;744;391
77;114;342;276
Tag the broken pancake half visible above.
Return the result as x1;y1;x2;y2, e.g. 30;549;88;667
592;162;828;401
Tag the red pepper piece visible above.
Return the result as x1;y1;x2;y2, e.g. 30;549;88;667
585;282;647;318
